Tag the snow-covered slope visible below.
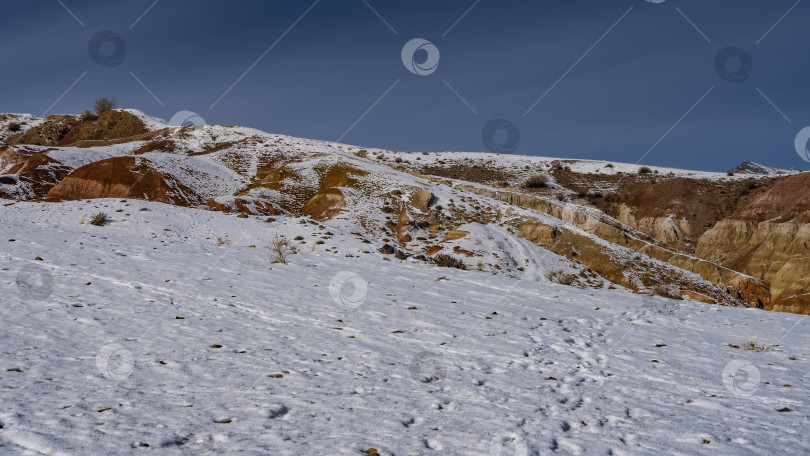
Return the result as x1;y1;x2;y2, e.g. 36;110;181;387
1;200;808;454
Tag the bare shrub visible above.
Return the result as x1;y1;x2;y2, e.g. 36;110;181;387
638;166;652;174
90;212;108;226
268;233;296;264
215;236;233;246
432;254;467;270
547;269;576;285
736;341;776;352
7;122;21;132
93;97;117;114
524;174;549;189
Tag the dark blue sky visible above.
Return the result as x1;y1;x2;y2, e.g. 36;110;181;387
3;0;809;171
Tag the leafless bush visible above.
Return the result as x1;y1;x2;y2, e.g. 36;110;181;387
90;212;108;226
547;269;576;285
432;254;467;270
268;233;296;264
216;236;233;246
93;97;117;114
525;174;549;189
638;166;652;174
7;122;21;132
735;341;776;352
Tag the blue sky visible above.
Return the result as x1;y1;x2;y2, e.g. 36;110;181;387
2;0;809;171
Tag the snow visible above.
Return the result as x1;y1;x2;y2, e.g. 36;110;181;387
1;199;807;455
45;148;116;170
122;109;171;131
355;147;795;181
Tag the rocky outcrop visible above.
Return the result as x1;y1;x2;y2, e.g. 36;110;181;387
0;146;72;199
8;110;147;147
696;220;810;313
615;205;694;251
461;185;768;308
690;173;810;314
301;188;346;220
46;156;199;205
409;189;434;213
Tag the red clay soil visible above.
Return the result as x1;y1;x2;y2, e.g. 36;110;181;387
0;146;72;198
554;170;784;248
732;172;810;223
46;156;199;205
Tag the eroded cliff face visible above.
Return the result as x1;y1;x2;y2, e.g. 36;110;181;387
688;173;810;314
454;184;769;309
696;219;810;314
614;205;694;251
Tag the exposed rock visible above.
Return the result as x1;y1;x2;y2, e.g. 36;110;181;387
410;189;434;213
445;230;469;241
425;245;443;256
728;161;793;176
0;146;72;199
301;188;345;220
379;244;396;255
8;110;147;147
679;290;716;304
395;210;414;244
47;156;199;205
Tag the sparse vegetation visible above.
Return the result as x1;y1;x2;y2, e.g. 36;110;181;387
547;269;576;285
90;212;108;226
7;122;21;132
727;170;734;176
432;254;467;270
638;166;652;174
93;97;117;114
731;340;776;352
216;236;234;246
524;174;549;189
605;163;614;168
80;110;98;122
268;233;296;264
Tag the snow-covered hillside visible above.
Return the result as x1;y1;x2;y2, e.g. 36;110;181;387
1;200;807;455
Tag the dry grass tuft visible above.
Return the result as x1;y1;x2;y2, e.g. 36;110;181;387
268;233;296;264
547;269;576;285
90;212;108;226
